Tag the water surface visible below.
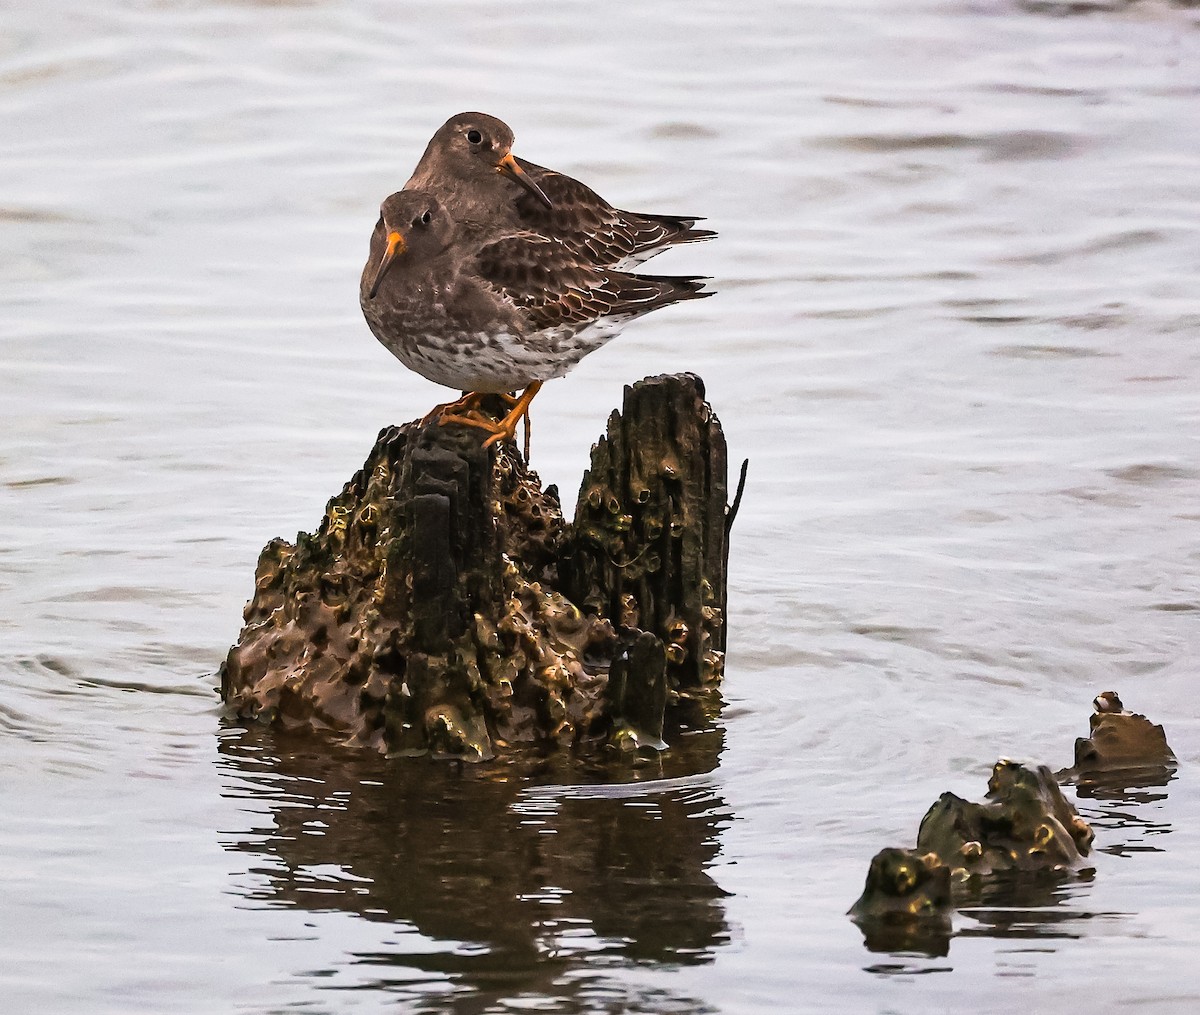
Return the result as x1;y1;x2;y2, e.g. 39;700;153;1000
2;1;1199;1012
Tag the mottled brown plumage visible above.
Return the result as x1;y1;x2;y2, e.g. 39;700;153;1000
403;112;715;269
359;191;711;446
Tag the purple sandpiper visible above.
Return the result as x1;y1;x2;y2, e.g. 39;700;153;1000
360;190;711;448
403;112;714;269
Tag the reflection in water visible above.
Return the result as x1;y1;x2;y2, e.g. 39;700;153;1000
5;0;1200;1006
1074;769;1176;860
858;920;951;960
857;869;1100;962
217;714;731;1011
955;871;1101;942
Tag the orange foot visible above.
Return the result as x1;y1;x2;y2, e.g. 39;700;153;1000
429;382;543;459
481;382;542;450
420;391;516;428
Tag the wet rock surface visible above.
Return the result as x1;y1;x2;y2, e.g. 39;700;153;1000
220;373;729;759
1072;691;1176;774
849;847;953;953
916;760;1095;879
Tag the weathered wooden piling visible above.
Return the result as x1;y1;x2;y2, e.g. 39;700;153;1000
220;373;730;759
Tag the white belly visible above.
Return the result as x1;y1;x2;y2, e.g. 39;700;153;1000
367;317;630;393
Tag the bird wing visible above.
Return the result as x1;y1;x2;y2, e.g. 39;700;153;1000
512;158;715;268
474;232;710;332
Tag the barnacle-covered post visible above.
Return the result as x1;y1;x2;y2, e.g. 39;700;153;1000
220;374;731;759
563;373;729;695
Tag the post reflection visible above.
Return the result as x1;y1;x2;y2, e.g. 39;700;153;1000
1073;767;1176;860
216;716;732;1010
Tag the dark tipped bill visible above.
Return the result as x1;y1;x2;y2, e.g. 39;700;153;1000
368;231;406;299
497;153;553;209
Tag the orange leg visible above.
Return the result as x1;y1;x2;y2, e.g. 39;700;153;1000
437;412;501;433
426;384;542;458
482;381;543;450
421;391;516;427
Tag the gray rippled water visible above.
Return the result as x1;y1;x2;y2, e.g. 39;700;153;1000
2;1;1198;1012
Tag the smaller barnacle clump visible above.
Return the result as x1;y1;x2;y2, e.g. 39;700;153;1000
1071;690;1176;775
915;760;1094;879
220;374;731;760
848;847;953;953
850;760;1095;950
851;692;1179;948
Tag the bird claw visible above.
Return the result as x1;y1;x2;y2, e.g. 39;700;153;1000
419;382;542;461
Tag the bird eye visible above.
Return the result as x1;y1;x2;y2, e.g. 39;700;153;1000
421;210;432;225
466;129;483;145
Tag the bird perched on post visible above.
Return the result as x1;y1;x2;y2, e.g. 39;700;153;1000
359;112;714;452
359;190;710;450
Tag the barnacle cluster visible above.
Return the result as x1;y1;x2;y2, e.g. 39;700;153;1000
1071;691;1176;774
915;760;1095;880
851;691;1176;949
220;374;730;760
849;847;953;952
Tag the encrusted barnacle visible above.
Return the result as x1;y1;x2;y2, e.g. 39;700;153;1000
619;593;639;628
700;649;724;680
849;848;953;931
371;560;389;604
1070;815;1095;851
474;613;501;651
539;660;570;688
327;504;349;537
915;761;1093;880
543;691;567;723
424;706;492;761
610;726;638;751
